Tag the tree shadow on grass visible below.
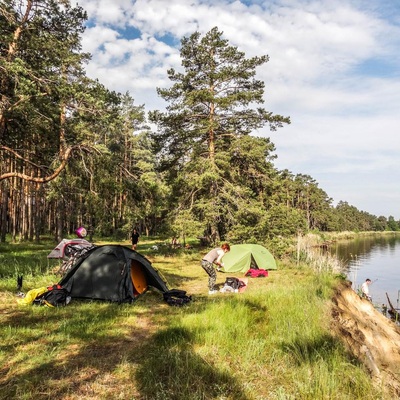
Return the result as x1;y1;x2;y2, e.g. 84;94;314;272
0;290;252;400
134;326;250;400
279;334;381;398
0;302;162;399
160;270;200;290
281;334;342;366
1;297;242;400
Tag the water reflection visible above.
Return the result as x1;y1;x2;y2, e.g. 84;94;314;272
329;234;400;308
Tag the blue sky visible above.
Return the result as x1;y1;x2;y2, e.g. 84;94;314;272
77;0;400;219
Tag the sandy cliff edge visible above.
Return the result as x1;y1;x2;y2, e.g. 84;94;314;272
331;281;400;398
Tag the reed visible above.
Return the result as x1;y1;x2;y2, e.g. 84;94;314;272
295;233;344;274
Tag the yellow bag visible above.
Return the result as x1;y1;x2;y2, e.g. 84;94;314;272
17;287;47;306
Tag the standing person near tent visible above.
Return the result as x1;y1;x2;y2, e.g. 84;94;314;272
201;243;230;295
361;278;372;301
131;228;140;250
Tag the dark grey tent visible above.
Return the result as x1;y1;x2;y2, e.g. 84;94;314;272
59;245;169;302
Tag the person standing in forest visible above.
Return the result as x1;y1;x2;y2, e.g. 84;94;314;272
201;243;230;295
131;228;139;250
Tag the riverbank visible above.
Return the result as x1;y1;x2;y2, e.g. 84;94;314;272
1;239;399;399
298;230;400;247
321;232;400;308
331;281;400;398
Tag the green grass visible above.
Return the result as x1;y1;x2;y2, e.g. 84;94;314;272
0;238;384;399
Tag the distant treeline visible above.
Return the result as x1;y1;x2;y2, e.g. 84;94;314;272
1;1;399;245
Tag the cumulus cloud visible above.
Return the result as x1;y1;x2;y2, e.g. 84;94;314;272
75;0;400;218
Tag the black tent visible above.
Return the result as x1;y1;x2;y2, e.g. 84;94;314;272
59;245;169;302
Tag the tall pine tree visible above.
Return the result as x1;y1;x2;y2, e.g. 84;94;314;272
150;27;290;242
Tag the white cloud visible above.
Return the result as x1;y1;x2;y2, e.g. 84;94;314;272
75;0;400;218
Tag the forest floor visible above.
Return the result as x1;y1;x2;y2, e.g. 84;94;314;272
331;281;400;398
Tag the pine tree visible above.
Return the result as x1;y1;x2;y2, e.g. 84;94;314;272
0;0;91;183
150;27;290;241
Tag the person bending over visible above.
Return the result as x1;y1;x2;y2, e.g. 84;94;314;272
201;243;230;295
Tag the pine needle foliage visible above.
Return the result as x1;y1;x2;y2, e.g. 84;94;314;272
150;27;290;242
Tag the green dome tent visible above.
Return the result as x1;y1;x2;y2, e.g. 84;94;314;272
221;244;277;273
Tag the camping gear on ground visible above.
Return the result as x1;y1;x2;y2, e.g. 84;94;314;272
220;276;247;293
225;277;241;290
163;289;192;306
17;275;23;291
220;244;277;274
245;268;268;277
59;245;169;303
238;278;248;293
58;246;94;275
16;275;24;296
47;238;93;260
33;284;70;307
48;238;95;275
16;287;48;306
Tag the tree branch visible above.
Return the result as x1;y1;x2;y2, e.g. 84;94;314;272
0;145;83;183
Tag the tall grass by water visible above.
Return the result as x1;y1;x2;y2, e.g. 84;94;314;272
0;238;384;399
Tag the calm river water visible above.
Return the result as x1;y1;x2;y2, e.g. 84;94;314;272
329;234;400;307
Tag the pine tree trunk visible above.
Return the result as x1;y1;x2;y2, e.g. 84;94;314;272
34;184;42;243
56;198;64;242
21;186;28;241
0;183;8;242
11;178;19;242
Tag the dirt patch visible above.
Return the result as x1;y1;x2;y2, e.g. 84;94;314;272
331;281;400;398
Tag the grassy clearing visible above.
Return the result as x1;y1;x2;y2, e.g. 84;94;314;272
0;238;384;399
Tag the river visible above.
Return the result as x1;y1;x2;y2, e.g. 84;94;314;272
329;234;400;308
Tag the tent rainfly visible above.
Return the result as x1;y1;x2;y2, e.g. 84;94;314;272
221;244;277;273
59;245;168;302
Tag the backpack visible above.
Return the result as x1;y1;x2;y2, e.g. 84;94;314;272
163;289;192;306
35;284;70;307
245;268;268;278
224;277;245;290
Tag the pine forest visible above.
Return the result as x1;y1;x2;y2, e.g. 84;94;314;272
1;0;399;246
